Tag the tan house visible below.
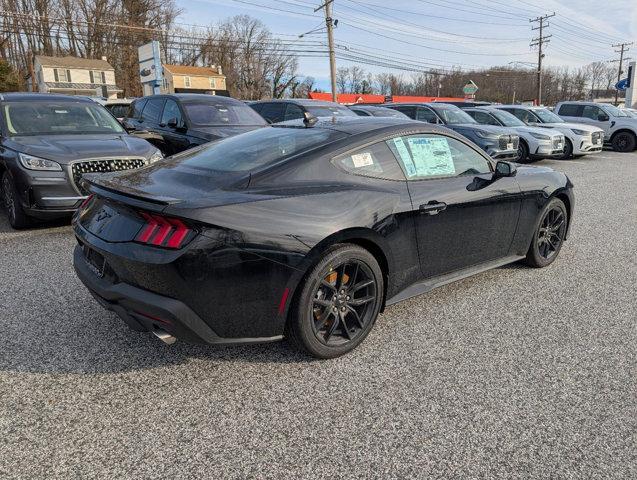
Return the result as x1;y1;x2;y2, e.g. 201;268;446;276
29;55;123;99
160;64;228;95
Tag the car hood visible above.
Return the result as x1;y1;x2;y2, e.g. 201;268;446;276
534;122;602;133
514;125;562;137
189;125;267;141
6;134;155;164
448;124;516;135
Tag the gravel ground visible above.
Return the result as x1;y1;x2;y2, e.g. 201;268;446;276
0;152;635;479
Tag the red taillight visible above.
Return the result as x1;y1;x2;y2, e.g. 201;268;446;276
79;194;94;210
135;212;193;249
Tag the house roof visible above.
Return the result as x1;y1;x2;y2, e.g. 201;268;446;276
35;55;114;70
163;64;223;77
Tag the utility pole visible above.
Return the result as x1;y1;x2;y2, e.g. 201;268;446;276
530;13;555;105
315;0;337;102
611;42;633;105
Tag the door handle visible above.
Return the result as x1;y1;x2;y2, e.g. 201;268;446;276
419;201;447;215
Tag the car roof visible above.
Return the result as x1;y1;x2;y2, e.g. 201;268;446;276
276;115;422;134
135;94;243;105
252;99;345;107
0;92;95;103
349;105;393;111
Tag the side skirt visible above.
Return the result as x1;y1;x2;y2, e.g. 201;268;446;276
385;255;525;306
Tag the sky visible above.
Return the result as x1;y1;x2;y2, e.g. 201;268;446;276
177;0;637;90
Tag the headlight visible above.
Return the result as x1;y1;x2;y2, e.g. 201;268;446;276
18;153;62;171
571;129;588;135
147;149;164;163
530;132;550;140
474;129;499;139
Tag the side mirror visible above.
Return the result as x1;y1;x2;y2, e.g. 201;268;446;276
598;113;609;122
167;117;179;128
494;160;517;179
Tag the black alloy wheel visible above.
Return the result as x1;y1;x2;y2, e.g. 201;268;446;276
1;172;31;229
516;140;530;163
524;198;567;268
611;132;636;153
288;244;383;358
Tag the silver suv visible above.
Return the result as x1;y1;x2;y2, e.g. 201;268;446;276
555;101;637;152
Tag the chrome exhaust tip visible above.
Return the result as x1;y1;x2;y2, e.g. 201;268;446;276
152;329;177;345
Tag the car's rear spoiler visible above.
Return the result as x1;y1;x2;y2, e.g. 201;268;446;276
81;177;181;212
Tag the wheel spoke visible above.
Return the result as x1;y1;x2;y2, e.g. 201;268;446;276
350;263;360;287
314;308;333;331
320;279;336;291
336;264;346;290
313;298;332;308
323;311;340;342
350;295;374;306
351;279;373;293
339;311;352;340
346;306;364;329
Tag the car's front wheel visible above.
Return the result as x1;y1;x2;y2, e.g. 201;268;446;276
557;138;573;160
524;198;568;268
287;244;384;358
2;172;32;229
611;131;636;152
516;140;530;163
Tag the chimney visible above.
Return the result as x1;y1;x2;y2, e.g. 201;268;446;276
101;56;108;62
217;65;223;75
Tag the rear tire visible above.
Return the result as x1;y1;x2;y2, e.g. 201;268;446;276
611;131;636;152
287;244;384;359
524;198;568;268
557;138;573;160
2;172;32;229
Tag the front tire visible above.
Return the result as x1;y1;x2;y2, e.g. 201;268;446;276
2;172;32;229
287;244;384;359
524;198;568;268
516;140;530;163
611;131;636;152
557;138;573;160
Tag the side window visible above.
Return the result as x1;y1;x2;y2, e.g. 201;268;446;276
351;109;371;116
392;106;416;119
161;99;182;125
388;134;492;180
558;104;582;117
250;103;264;114
471;111;499;125
416;107;439;123
284;103;305;121
259;103;286;123
582;105;602;120
334;141;405;181
129;99;147;119
142;98;164;123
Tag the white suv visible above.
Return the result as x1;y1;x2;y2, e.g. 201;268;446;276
495;105;604;159
555;101;637;152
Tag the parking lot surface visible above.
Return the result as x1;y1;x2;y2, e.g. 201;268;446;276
1;152;635;479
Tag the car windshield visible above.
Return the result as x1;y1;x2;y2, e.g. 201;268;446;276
172;126;347;172
2;101;125;136
305;105;358;117
602;104;630;117
183;102;267;127
490;109;526;127
431;105;477;125
106;104;130;118
533;108;564;124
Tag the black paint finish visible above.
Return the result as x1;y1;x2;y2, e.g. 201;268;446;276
72;117;574;343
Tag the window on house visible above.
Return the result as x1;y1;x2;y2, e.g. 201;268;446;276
184;76;191;87
54;69;71;83
209;77;216;89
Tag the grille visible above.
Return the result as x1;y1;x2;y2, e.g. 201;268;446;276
553;136;564;149
591;131;603;143
499;135;518;150
72;158;146;194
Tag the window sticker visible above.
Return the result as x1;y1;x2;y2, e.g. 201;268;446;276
406;137;455;177
351;152;374;168
391;137;417;177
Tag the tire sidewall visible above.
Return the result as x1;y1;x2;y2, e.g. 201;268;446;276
2;171;30;229
291;244;384;359
559;138;573;160
612;132;636;153
517;141;529;163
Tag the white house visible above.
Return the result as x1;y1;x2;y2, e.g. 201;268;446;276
30;55;123;99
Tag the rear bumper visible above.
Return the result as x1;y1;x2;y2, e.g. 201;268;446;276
73;244;283;345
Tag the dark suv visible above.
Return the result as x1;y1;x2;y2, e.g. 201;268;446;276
0;93;162;229
385;102;519;159
124;94;268;155
250;99;358;124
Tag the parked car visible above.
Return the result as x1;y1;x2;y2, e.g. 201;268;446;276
494;105;604;159
349;105;410;118
464;106;565;162
123;94;268;155
385;102;519;159
0;93;163;229
623;108;637;119
72;116;573;358
104;99;133;122
249;99;358;124
554;101;637;152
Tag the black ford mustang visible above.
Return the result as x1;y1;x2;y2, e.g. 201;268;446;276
72;117;574;358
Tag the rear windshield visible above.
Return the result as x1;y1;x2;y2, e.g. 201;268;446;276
305;105;358;118
172;126;347;172
2;101;125;136
183;102;267;127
